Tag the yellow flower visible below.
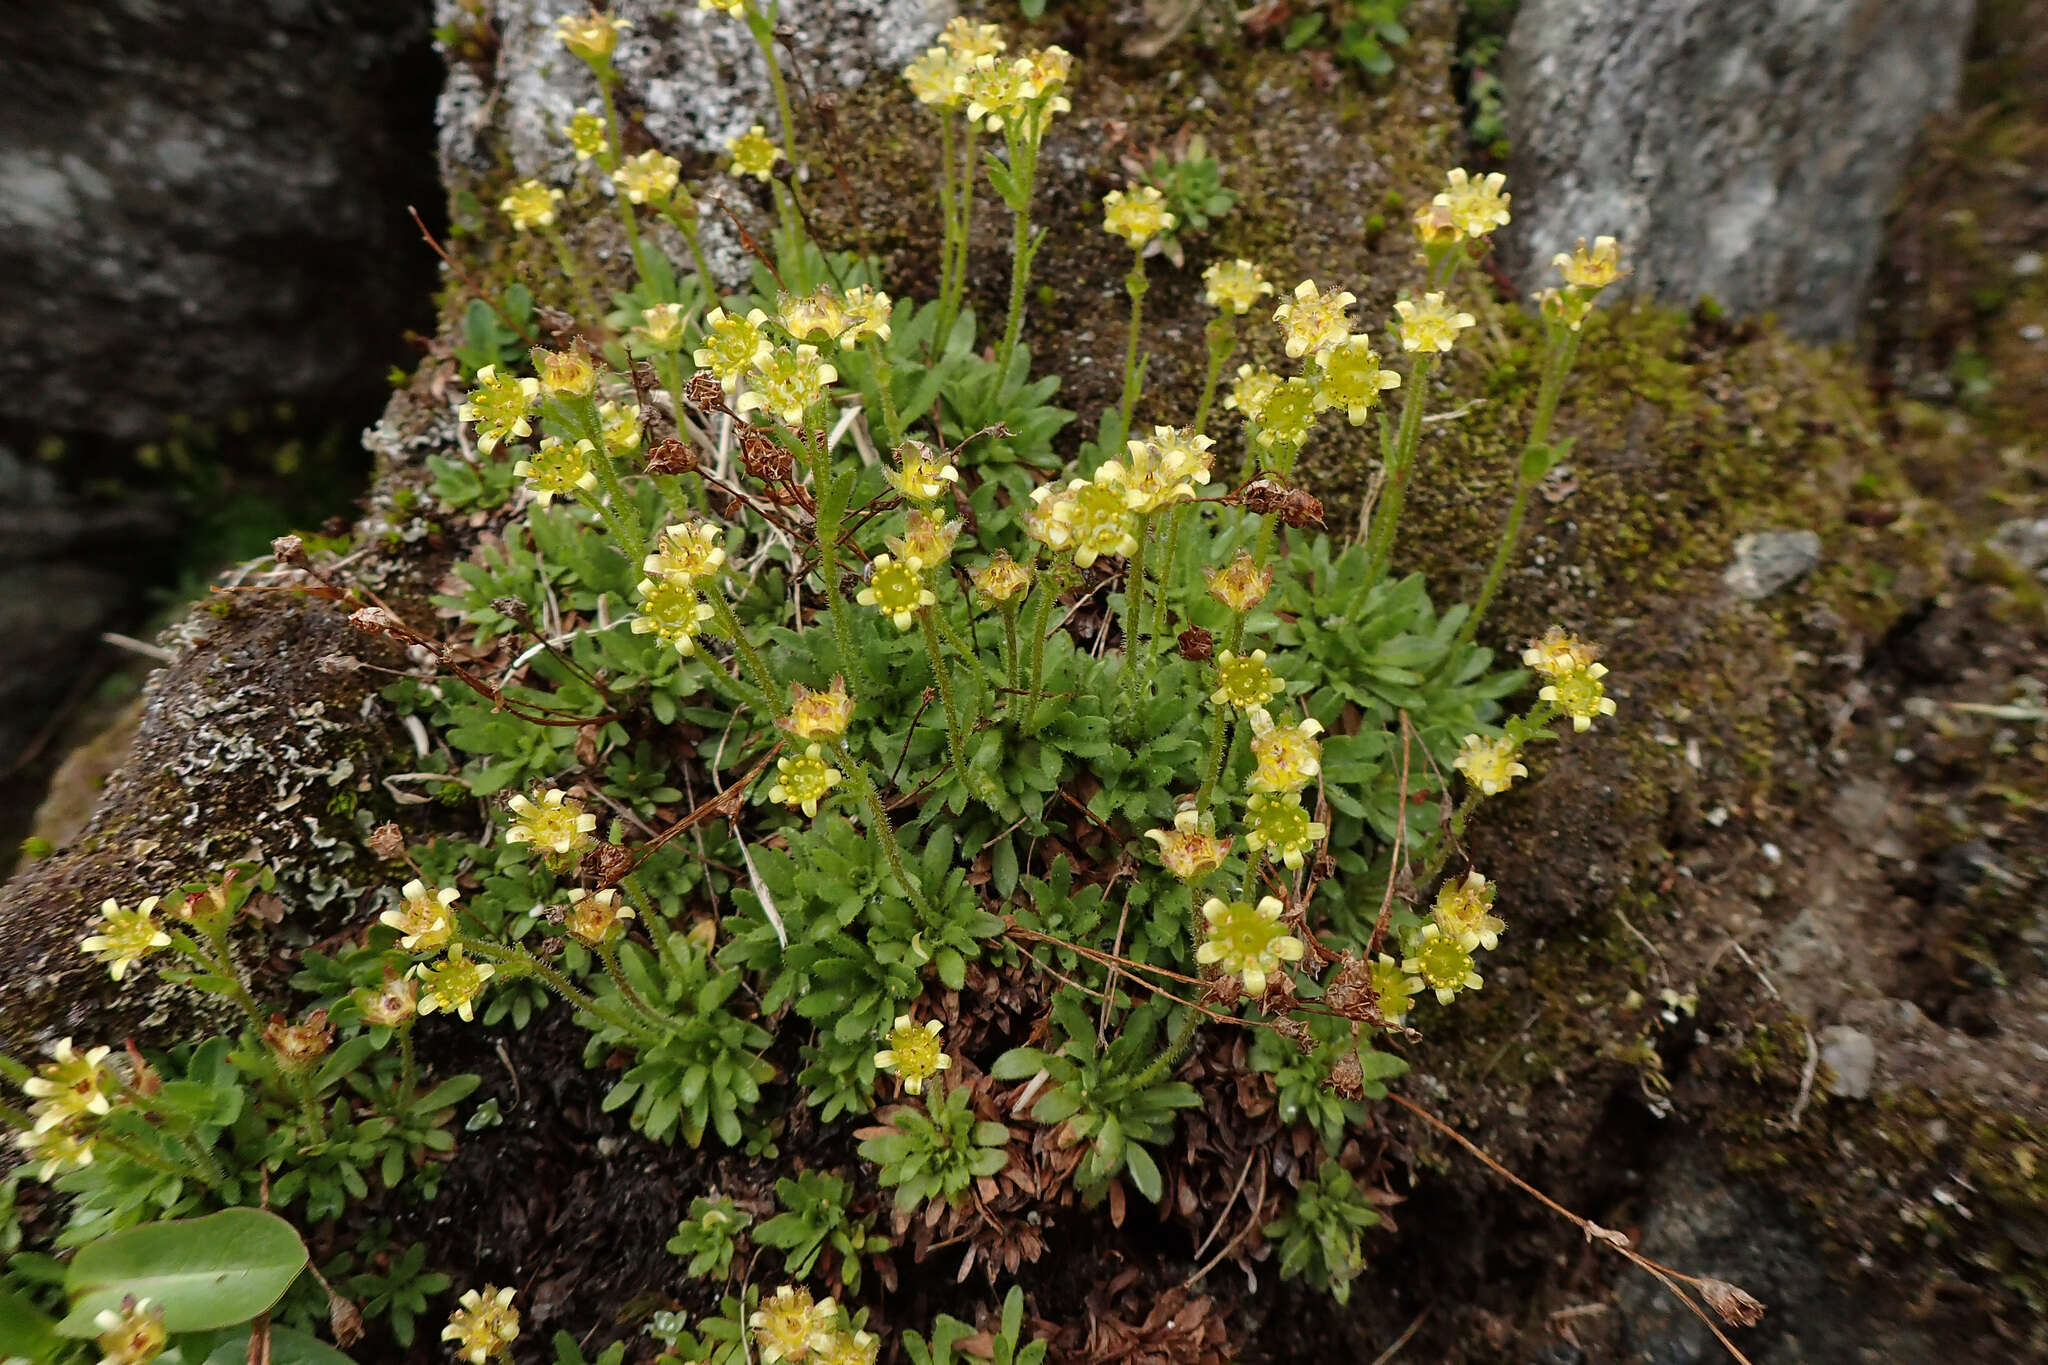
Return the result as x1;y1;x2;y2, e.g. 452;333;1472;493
1243;791;1325;870
504;787;599;859
1393;292;1475;354
817;1328;881;1365
15;1123;96;1182
739;344;838;426
443;1285;520;1364
94;1297;168;1365
554;10;630;63
1313;336;1401;424
1401;923;1482;1004
1095;425;1213;513
1411;200;1459;246
887;509;962;568
1432;870;1504;951
1202;258;1274;315
1055;478;1139;568
644;519;727;582
1247;709;1325;794
971;552;1032;606
1433;167;1511;239
700;0;749;13
874;1014;951;1095
960;53;1028;131
1204;551;1273;612
749;1285;838;1365
694;307;774;391
856;554;936;630
563;106;607;161
636;301;686;349
500;179;564;232
1102;185;1175;247
613;149;681;206
904;46;966;109
839;284;893;342
768;744;843;818
777;286;849;343
1223;364;1281;422
1195;895;1304;997
1144;807;1232;882
1370;953;1421;1023
886;441;961;503
21;1039;114;1130
729;124;782;181
457;364;540;455
632;573;717;655
781;677;854;742
1553;235;1623;290
1521;626;1599;678
78;897;170;981
598;399;643;456
1211;648;1280;709
415;948;496;1023
939;18;1007;61
1273;279;1356;359
533;346;598;398
1453;732;1527;796
513;436;600;506
354;971;418;1028
565;888;636;946
1023;482;1076;553
381;879;459;953
1540;663;1618;732
1017;46;1075;110
1253;376;1319;451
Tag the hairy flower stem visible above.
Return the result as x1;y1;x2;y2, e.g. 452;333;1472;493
1192;314;1237;437
169;929;263;1029
1194;617;1248;813
594;77;643;266
994;129;1045;379
863;335;904;444
746;5;801;180
918;607;977;792
1459;327;1582;646
1129;1006;1200;1090
1144;505;1191;672
464;939;660;1046
103;1129;224;1190
596;940;678;1032
544;227;606;320
950;122;981;329
831;741;935;920
1116;255;1150;434
1117;511;1155;717
397;1024;417;1099
804;440;870;696
572;398;650;563
665;208;719;298
936;114;959;329
0;1051;27;1085
1362;355;1435;583
621;872;676;962
998;600;1021;689
932;607;991;714
1019;561;1061;732
705;581;781;706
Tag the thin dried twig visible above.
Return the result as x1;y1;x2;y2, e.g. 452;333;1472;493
1388;1092;1761;1364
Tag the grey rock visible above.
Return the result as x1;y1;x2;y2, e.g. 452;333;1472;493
1986;516;2048;575
1501;0;1970;339
436;0;951;279
1819;1024;1877;1100
1724;529;1821;600
0;0;439;443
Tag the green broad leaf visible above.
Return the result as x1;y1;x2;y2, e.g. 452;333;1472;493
0;1287;63;1359
58;1208;309;1336
1124;1143;1163;1202
412;1073;482;1113
989;1047;1047;1081
200;1324;360;1364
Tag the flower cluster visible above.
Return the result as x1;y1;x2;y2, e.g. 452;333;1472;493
12;1039;115;1180
901;22;1072;136
444;1285;520;1364
1524;628;1617;731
